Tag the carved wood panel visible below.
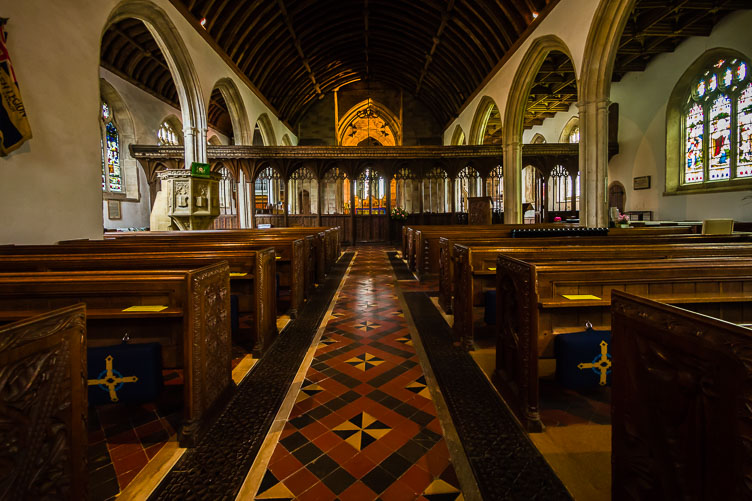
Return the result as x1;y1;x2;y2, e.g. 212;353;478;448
0;304;87;500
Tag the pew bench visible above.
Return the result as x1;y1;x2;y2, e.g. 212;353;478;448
494;255;752;431
0;248;277;355
0;263;234;447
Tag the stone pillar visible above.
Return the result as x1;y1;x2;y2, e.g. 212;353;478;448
578;98;610;227
317;178;323;226
503;142;522;223
183;126;208;167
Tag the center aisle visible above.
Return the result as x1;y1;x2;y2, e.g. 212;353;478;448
252;246;464;500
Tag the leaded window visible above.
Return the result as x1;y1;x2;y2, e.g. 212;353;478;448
100;101;123;192
683;58;751;185
288;167;318;215
255;166;284;214
322;168;350;214
455;166;482;212
423;167;450;213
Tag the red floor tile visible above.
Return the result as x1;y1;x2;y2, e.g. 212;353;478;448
337;480;378;501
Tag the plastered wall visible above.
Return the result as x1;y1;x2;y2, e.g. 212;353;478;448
0;0;293;244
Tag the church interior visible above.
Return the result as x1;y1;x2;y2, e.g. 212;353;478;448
2;0;752;499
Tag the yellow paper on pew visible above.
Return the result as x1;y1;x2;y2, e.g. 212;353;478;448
230;272;248;277
562;294;601;300
276;256;282;260
487;267;496;271
123;305;168;312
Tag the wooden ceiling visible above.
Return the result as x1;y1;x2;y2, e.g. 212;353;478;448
100;1;751;138
612;0;751;81
180;0;550;126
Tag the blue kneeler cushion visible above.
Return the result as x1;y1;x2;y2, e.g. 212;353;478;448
554;326;612;390
87;342;163;405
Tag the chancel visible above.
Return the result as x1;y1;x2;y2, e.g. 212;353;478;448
1;1;752;500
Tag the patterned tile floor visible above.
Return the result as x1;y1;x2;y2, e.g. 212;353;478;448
254;246;464;500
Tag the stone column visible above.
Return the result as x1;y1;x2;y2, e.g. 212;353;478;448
317;177;323;226
577;98;610;227
183;126;208;167
503;141;522;223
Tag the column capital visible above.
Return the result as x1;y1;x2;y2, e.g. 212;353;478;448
576;97;611;111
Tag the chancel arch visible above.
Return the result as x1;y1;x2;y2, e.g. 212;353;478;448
103;1;207;165
504;36;578;223
338;100;401;147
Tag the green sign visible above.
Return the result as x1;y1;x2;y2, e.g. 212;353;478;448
191;162;211;178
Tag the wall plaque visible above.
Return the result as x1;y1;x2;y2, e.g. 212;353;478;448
107;199;121;220
633;176;651;190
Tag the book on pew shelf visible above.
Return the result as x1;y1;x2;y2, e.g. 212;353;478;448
87;341;163;405
554;326;612;390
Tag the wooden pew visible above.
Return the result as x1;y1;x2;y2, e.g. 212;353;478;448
0;304;87;500
442;233;752;315
494;256;752;431
408;224;695;279
611;291;752;500
0;248;277;355
4;236;307;317
0;263;234;447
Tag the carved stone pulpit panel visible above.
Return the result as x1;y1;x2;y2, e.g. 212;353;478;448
156;169;220;230
467;196;492;225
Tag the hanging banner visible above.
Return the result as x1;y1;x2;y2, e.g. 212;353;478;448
0;20;32;156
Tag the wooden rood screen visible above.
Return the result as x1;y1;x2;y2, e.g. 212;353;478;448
611;291;752;501
0;304;87;500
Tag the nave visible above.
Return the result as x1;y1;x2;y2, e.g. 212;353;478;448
87;245;572;500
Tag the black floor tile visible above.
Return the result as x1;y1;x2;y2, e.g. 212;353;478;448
307;454;339;478
380;452;412;479
280;431;308;452
361;465;396;495
321;467;357;495
291;442;324;466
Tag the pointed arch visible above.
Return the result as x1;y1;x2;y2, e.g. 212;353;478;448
469;96;502;145
281;134;293;146
254;113;277;146
337;100;401;146
530;133;546;144
104;0;207;164
559;116;580;143
450;125;466;145
211;78;252;145
503;35;578;223
158;114;184;145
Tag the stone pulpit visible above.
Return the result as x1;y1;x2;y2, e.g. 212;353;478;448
153;169;220;230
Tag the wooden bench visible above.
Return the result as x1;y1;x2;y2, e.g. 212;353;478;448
611;291;752;500
0;248;277;355
494;256;752;431
0;304;87;499
6;236;307;317
442;233;752;315
0;263;234;447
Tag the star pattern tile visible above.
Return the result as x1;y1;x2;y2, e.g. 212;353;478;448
254;246;462;500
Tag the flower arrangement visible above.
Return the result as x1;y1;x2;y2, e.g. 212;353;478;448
553;216;562;222
391;207;408;221
616;212;630;225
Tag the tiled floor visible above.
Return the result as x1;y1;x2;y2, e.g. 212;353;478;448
253;246;464;500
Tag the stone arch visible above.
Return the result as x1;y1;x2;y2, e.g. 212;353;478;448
337;100;401;146
469;96;501;145
450;125;466;145
103;0;207;164
100;78;140;199
503;35;577;223
281;134;293;146
559;115;580;143
210;77;252;145
530;133;546;144
578;0;638;226
208;134;223;145
254;113;277;146
665;47;750;194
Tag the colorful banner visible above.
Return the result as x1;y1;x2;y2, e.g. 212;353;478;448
0;21;32;156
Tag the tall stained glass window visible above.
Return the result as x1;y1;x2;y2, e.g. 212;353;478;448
683;57;751;186
100;101;123;192
738;83;752;178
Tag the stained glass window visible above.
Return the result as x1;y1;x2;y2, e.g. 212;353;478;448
100;100;123;193
738;83;752;178
682;57;751;186
685;103;704;183
708;95;731;180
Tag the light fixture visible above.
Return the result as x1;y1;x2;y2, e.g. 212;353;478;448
200;17;207;28
532;12;539;19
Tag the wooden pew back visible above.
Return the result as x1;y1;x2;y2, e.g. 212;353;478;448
611;291;752;500
0;304;87;500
